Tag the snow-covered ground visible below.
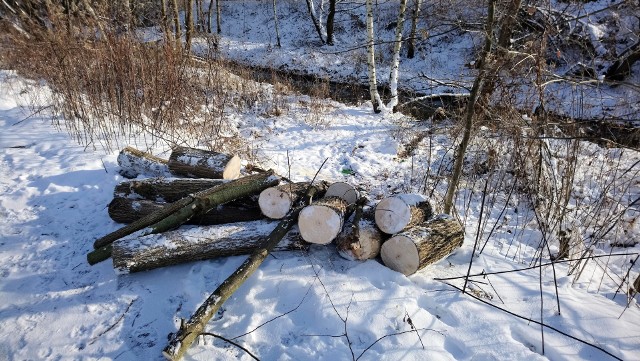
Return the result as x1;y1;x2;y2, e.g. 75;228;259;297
1;0;640;360
1;61;640;361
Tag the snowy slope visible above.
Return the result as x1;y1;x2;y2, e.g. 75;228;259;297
1;62;640;361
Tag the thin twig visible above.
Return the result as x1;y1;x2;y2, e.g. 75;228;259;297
463;175;489;293
199;332;260;360
88;298;136;345
355;328;443;361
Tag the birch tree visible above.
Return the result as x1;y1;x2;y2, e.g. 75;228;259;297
407;0;421;59
185;0;194;52
171;0;181;45
387;0;408;110
366;0;382;113
306;0;326;44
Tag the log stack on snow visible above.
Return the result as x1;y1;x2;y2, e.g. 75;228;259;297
96;146;464;277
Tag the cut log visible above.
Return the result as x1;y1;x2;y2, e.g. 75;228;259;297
112;220;307;273
117;146;171;178
336;198;384;261
108;197;264;225
168;146;241;179
298;196;351;245
380;214;464;276
88;171;279;265
162;184;323;361
259;182;311;219
325;181;359;205
374;193;433;234
114;178;227;203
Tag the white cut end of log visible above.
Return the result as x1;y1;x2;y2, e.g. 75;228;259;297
326;182;358;204
258;187;293;219
298;205;343;244
374;196;411;234
222;155;241;179
380;235;419;276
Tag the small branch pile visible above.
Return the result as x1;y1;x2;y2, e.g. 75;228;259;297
88;146;466;360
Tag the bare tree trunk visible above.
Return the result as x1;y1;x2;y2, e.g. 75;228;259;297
171;0;181;45
387;0;408;110
195;0;204;32
443;0;495;215
305;0;325;44
273;0;281;47
216;0;221;34
406;0;421;59
206;0;213;33
185;0;194;52
112;220;307;273
497;0;522;52
160;0;174;41
366;0;382;113
326;0;336;45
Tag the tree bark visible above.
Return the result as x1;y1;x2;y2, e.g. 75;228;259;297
171;0;181;45
160;0;174;42
366;0;382;113
162;185;322;361
272;0;281;47
406;0;422;59
374;194;432;234
117;146;171;179
168;146;241;179
89;171;279;264
112;220;307;273
325;181;359;205
305;0;325;44
336;198;383;261
185;0;194;52
107;197;263;225
216;0;221;34
387;0;408;110
326;0;336;45
298;196;351;244
114;177;227;203
380;214;464;275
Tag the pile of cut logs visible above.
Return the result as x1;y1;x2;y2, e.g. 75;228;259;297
89;146;464;276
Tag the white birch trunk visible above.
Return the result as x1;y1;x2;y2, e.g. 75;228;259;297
366;0;382;113
387;0;408;110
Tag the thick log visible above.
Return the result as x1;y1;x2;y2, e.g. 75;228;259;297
162;185;322;361
117;146;171;178
298;196;351;245
88;171;279;265
336;198;383;261
114;178;227;203
259;182;311;219
168;146;241;179
112;220;307;273
374;193;433;234
325;181;359;205
108;197;264;225
380;214;464;276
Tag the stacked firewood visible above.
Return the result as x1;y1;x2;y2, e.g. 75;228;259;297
90;146;464;277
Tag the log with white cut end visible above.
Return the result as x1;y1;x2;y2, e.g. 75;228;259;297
259;182;311;219
114;178;227;203
381;214;463;276
112;220;307;273
336;199;384;261
325;182;359;205
108;197;263;225
374;193;433;234
117;146;171;178
298;196;351;245
168;146;241;179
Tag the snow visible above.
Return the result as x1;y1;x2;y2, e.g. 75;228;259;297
1;1;640;360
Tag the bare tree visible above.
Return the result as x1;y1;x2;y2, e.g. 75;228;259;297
326;0;336;45
406;0;421;59
306;0;326;44
387;0;408;110
171;0;181;45
273;0;281;47
185;0;194;52
443;0;496;214
366;0;382;113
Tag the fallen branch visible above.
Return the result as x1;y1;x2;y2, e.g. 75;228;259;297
199;333;259;360
162;183;324;361
114;178;227;203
